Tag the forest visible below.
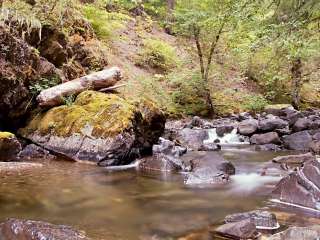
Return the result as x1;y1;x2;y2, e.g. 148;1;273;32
0;0;320;240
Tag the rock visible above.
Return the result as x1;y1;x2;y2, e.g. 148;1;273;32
238;119;258;136
216;125;234;137
183;152;235;185
176;128;208;150
213;219;259;240
0;132;22;161
275;127;291;136
272;159;320;210
264;104;294;117
0;218;90;240
224;210;279;230
312;131;320;141
198;143;221;151
139;138;187;172
255;144;282;152
282;131;312;151
190;116;204;128
268;226;320;240
19;91;165;166
259;118;288;132
250;132;281;145
310;140;320;154
19;144;55;160
292;118;313;132
272;153;316;165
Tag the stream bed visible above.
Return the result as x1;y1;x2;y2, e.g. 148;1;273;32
0;145;317;240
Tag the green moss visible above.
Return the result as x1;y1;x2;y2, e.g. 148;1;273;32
0;132;15;139
21;91;137;138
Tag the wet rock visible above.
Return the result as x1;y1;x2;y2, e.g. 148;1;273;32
176;128;208;150
198;142;221;151
272;153;315;165
0;218;90;240
238;119;258;136
259;118;288;132
183;152;235;185
312;131;320;141
0;132;22;161
213;219;259;240
139;138;187;172
292;118;313;132
250;132;281;145
224;210;279;230
20;91;165;166
272;159;320;210
216;125;234;137
275;127;291;136
191;116;204;128
282;131;312;151
255;144;282;152
268;226;320;240
19;144;55;160
310;140;320;154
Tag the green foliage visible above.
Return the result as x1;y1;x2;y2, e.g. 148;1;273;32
82;4;131;41
29;76;61;95
243;95;269;113
136;39;179;72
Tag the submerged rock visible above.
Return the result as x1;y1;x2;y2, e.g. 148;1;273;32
272;159;320;211
19;144;56;160
0;218;90;240
268;226;320;240
224;210;279;230
20;91;165;166
272;153;315;165
0;132;22;161
213;219;259;240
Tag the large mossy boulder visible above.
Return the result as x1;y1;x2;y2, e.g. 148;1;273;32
20;91;165;166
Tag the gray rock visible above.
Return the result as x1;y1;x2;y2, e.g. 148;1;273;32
282;131;312;151
216;125;234;137
310;140;320;154
292;118;313;132
213;219;259;240
176;128;208;150
224;210;279;230
255;144;282;152
191;116;204;127
250;132;281;145
0;133;22;161
238;119;258;136
268;226;320;240
19;144;55;159
0;218;90;240
259;118;288;132
198;142;221;151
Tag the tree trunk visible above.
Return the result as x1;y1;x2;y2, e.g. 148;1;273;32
37;67;122;107
291;58;302;109
166;0;175;12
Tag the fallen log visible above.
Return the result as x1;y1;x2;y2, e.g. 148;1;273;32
37;67;122;107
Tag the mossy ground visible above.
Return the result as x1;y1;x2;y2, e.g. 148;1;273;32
21;91;137;138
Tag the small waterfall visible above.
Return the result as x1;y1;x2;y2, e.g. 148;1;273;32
203;128;249;145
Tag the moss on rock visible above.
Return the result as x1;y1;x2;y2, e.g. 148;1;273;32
0;132;15;139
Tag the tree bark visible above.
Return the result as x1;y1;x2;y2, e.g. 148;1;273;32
37;67;122;107
291;58;302;109
166;0;175;12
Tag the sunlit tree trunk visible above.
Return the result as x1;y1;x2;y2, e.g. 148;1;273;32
291;58;303;109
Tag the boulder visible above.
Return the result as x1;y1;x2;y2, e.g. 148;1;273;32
175;128;208;150
216;125;234;137
272;153;316;165
0;218;90;240
268;226;320;240
19;91;165;166
272;160;320;210
282;131;312;151
250;132;281;145
258;118;288;132
213;219;259;240
310;140;320;154
0;132;22;161
292;118;313;132
238;119;258;136
224;210;279;230
264;104;294;117
198;142;221;151
183;152;235;185
190;116;204;128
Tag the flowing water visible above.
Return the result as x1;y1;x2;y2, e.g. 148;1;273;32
0;144;299;240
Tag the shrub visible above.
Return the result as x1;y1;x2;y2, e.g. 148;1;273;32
244;95;269;113
136;39;179;72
